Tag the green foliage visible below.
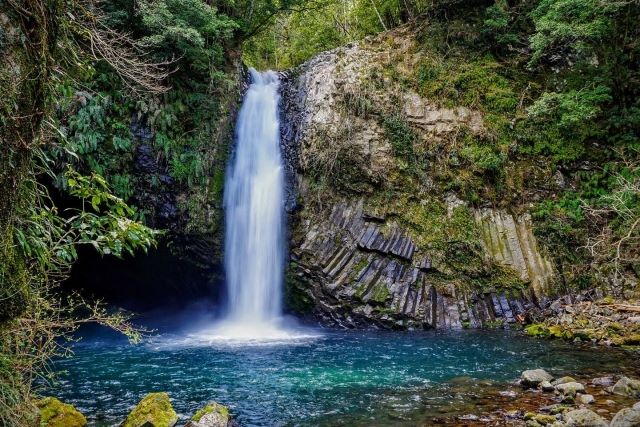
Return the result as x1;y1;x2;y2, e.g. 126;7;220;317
382;115;416;166
482;1;520;50
139;0;237;72
529;0;628;65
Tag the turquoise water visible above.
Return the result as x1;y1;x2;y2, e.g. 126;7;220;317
51;327;638;426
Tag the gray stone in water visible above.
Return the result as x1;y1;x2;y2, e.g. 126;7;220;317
522;369;554;388
611;377;640;398
540;381;555;392
185;402;233;427
592;376;615;387
556;382;586;397
562;409;609;426
610;407;640;427
553;376;577;386
500;390;518;398
577;394;595;405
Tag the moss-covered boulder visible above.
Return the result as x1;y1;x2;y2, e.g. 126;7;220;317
37;397;87;427
186;401;233;427
611;377;640;399
122;392;178;427
562;409;608;427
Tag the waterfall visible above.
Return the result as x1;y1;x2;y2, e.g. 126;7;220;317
220;69;286;336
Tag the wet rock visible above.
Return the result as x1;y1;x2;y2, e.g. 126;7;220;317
553;377;577;386
458;414;480;421
525;412;558;425
500;390;518;398
186;401;235;427
610;407;640;427
577;394;595;405
556;382;586;397
539;404;572;415
562;409;608;426
540;381;555;392
522;369;554;388
37;397;87;427
592;376;615;387
122;392;178;427
611;377;640;398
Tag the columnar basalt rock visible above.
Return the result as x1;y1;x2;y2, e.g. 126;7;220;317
289;199;541;328
280;27;557;329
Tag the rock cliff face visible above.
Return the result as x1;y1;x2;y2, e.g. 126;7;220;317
281;26;557;328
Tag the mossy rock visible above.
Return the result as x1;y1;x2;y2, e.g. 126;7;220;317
525;323;547;337
122;392;178;427
37;397;87;427
186;401;231;427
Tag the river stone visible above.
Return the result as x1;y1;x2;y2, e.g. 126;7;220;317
577;394;595;405
553;376;577;386
634;402;640;410
37;397;87;427
186;402;232;427
522;369;554;388
610;407;640;427
562;409;609;426
541;381;555;392
611;377;640;398
556;382;586;397
592;376;615;387
122;392;178;427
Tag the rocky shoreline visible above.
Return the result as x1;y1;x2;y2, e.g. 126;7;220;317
36;393;237;427
524;294;640;351
38;368;640;427
452;370;640;427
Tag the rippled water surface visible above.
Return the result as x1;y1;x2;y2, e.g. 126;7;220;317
52;327;639;426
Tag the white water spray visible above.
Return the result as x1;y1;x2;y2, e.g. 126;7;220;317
215;69;288;339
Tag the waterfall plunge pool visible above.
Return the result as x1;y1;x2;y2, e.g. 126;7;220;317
50;327;639;426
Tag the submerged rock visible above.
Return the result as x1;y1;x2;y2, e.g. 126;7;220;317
521;369;554;388
610;407;640;427
122;392;178;427
37;397;87;427
562;409;608;426
186;401;236;427
611;377;640;398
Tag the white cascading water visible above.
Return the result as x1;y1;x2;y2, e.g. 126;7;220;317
217;69;286;338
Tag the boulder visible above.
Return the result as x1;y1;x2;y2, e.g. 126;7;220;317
611;377;640;398
553;377;577;386
522;369;554;388
556;382;586;397
577;394;595;405
186;401;234;427
540;381;555;392
122;392;178;427
37;397;87;427
525;412;558;425
562;409;609;426
592;376;615;387
610;407;640;427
